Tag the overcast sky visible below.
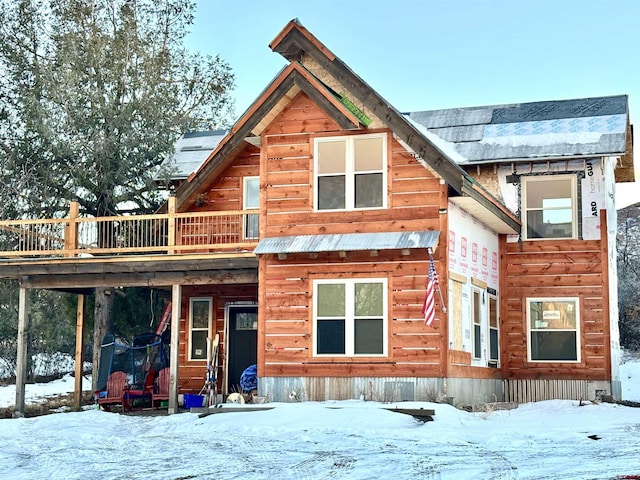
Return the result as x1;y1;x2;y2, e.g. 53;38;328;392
185;0;640;207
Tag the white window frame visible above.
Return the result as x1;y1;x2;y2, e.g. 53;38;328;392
471;287;484;363
314;133;387;211
188;297;212;361
521;174;578;240
243;176;259;240
488;294;499;367
312;278;388;357
526;297;580;363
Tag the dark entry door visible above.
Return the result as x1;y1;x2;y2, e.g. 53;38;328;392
227;306;258;393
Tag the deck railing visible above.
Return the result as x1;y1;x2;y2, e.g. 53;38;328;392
0;198;259;258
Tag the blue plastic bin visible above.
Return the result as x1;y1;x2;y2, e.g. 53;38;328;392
183;393;204;409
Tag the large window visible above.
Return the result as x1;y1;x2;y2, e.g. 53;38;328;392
314;133;386;211
313;278;387;356
522;175;577;240
527;298;580;362
189;298;212;361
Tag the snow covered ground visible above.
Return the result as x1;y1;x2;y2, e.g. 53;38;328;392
0;362;639;479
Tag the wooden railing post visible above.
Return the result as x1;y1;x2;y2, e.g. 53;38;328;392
167;194;176;255
65;201;79;257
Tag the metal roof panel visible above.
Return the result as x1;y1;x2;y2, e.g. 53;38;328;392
254;231;440;255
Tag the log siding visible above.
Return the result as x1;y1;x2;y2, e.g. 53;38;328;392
500;229;611;381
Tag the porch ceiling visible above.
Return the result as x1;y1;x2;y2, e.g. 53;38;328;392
0;253;258;292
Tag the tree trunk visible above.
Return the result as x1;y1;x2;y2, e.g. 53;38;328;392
92;287;115;391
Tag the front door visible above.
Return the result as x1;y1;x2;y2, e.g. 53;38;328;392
226;305;258;393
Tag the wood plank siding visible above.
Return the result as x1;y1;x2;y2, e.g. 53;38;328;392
257;92;447;380
178;284;258;394
499;226;611;381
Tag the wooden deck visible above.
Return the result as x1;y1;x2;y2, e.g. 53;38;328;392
0;197;259;260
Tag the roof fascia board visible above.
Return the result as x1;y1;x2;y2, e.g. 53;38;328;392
270;20;337;62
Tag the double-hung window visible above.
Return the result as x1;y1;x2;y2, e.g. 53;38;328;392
315;133;386;211
189;298;212;361
314;278;387;356
527;297;580;362
522;175;577;240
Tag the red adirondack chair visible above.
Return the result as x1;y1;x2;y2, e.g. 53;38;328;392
96;371;128;411
152;367;170;409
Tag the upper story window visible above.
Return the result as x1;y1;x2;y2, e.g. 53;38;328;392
522;175;577;240
314;133;387;211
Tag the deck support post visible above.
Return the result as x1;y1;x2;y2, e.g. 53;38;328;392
14;287;29;417
73;294;85;410
168;284;181;414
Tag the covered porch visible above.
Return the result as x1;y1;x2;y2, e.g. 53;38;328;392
0;197;259;416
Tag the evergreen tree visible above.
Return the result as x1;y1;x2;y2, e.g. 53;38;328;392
0;0;234;387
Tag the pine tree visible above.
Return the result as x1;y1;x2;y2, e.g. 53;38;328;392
0;0;235;387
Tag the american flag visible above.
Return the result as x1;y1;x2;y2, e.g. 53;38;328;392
422;257;438;326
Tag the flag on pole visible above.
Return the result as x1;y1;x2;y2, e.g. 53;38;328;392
422;256;438;326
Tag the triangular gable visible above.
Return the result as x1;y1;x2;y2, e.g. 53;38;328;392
174;62;366;210
270;19;520;234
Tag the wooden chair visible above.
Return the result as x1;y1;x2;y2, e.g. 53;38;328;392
152;367;170;409
96;371;128;411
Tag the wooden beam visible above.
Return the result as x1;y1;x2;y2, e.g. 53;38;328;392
168;284;181;414
0;252;258;280
13;287;29;418
73;294;85;411
19;269;258;289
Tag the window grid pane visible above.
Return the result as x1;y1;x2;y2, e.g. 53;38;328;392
192;300;209;329
317;283;345;317
317;319;345;354
354;136;383;171
318;175;345;210
355;173;383;208
354;319;383;354
317;141;346;174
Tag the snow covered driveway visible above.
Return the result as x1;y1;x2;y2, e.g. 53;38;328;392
2;400;640;479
